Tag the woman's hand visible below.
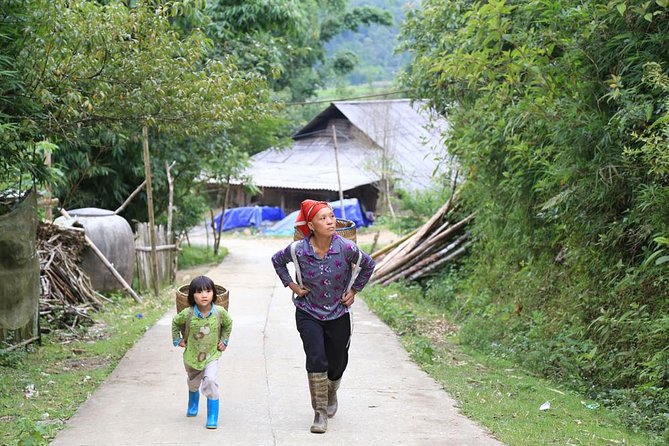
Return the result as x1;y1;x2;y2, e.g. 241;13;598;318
341;290;356;307
288;282;310;297
178;339;186;348
217;341;227;352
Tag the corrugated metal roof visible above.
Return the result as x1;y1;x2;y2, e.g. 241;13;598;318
238;99;451;192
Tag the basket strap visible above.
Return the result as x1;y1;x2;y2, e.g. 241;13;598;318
290;241;303;287
346;250;363;293
345;251;362;347
215;307;221;342
183;307;194;341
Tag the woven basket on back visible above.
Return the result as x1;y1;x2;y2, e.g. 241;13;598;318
293;218;357;243
175;284;229;314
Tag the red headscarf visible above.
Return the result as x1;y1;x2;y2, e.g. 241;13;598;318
295;199;331;237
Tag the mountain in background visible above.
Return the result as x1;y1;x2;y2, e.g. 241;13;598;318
324;0;418;86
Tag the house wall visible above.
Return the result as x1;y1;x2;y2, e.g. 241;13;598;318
203;183;249;208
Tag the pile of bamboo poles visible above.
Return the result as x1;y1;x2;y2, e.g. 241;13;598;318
370;196;475;285
37;222;105;330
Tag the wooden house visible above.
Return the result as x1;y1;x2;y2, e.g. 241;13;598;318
218;98;452;215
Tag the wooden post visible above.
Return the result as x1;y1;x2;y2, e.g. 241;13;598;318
332;125;346;219
370;231;380;255
166;161;176;283
210;208;221;255
142;125;159;297
165;161;175;242
204;218;209;248
44;148;52;222
214;175;230;254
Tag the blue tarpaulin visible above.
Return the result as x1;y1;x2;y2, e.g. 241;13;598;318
214;206;285;232
264;198;372;236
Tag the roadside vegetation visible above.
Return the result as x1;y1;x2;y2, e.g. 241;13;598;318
363;280;662;445
366;187;666;444
393;0;669;442
178;244;228;270
0;290;172;445
0;245;225;446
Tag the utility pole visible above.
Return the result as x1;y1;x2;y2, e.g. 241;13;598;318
332;124;346;219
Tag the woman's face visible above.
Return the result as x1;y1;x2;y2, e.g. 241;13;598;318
308;207;336;236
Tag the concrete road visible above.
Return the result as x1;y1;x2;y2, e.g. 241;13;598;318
51;237;503;446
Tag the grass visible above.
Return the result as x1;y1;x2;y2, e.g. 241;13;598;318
0;245;224;445
362;283;663;446
0;290;173;445
178;244;228;269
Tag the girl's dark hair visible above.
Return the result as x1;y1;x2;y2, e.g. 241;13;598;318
187;275;218;307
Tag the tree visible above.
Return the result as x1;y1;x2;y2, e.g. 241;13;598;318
7;0;274;219
205;0;393;102
19;0;269;137
0;0;50;191
399;0;669;435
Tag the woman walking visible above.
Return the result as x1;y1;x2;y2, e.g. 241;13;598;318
271;199;375;433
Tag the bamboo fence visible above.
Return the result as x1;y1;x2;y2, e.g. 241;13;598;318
135;222;176;291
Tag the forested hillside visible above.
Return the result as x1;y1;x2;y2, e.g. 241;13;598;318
399;0;668;438
325;0;416;85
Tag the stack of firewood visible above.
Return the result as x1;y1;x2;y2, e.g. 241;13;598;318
370;196;475;285
37;222;104;330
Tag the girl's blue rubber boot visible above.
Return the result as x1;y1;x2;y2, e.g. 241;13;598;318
206;398;219;429
187;390;199;417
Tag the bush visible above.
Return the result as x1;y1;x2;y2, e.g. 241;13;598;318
178;244;228;269
399;0;669;435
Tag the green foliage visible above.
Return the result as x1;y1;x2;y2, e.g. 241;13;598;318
178;244;228;269
3;0;276;227
326;0;416;86
206;0;393;102
363;281;664;445
320;6;393;42
0;1;48;189
0;287;173;445
363;282;421;335
19;0;269;136
170;191;208;236
376;186;451;234
399;0;669;435
423;265;461;309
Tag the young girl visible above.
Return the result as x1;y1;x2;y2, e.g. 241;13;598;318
172;275;232;429
271;199;375;433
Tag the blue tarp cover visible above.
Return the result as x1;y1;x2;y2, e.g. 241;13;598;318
264;198;372;236
215;206;285;232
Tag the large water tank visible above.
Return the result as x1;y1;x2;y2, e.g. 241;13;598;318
55;208;134;291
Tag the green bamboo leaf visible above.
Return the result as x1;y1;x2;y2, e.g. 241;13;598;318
655;256;669;265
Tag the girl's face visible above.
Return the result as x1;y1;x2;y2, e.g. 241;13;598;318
193;287;214;310
308;207;336;236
